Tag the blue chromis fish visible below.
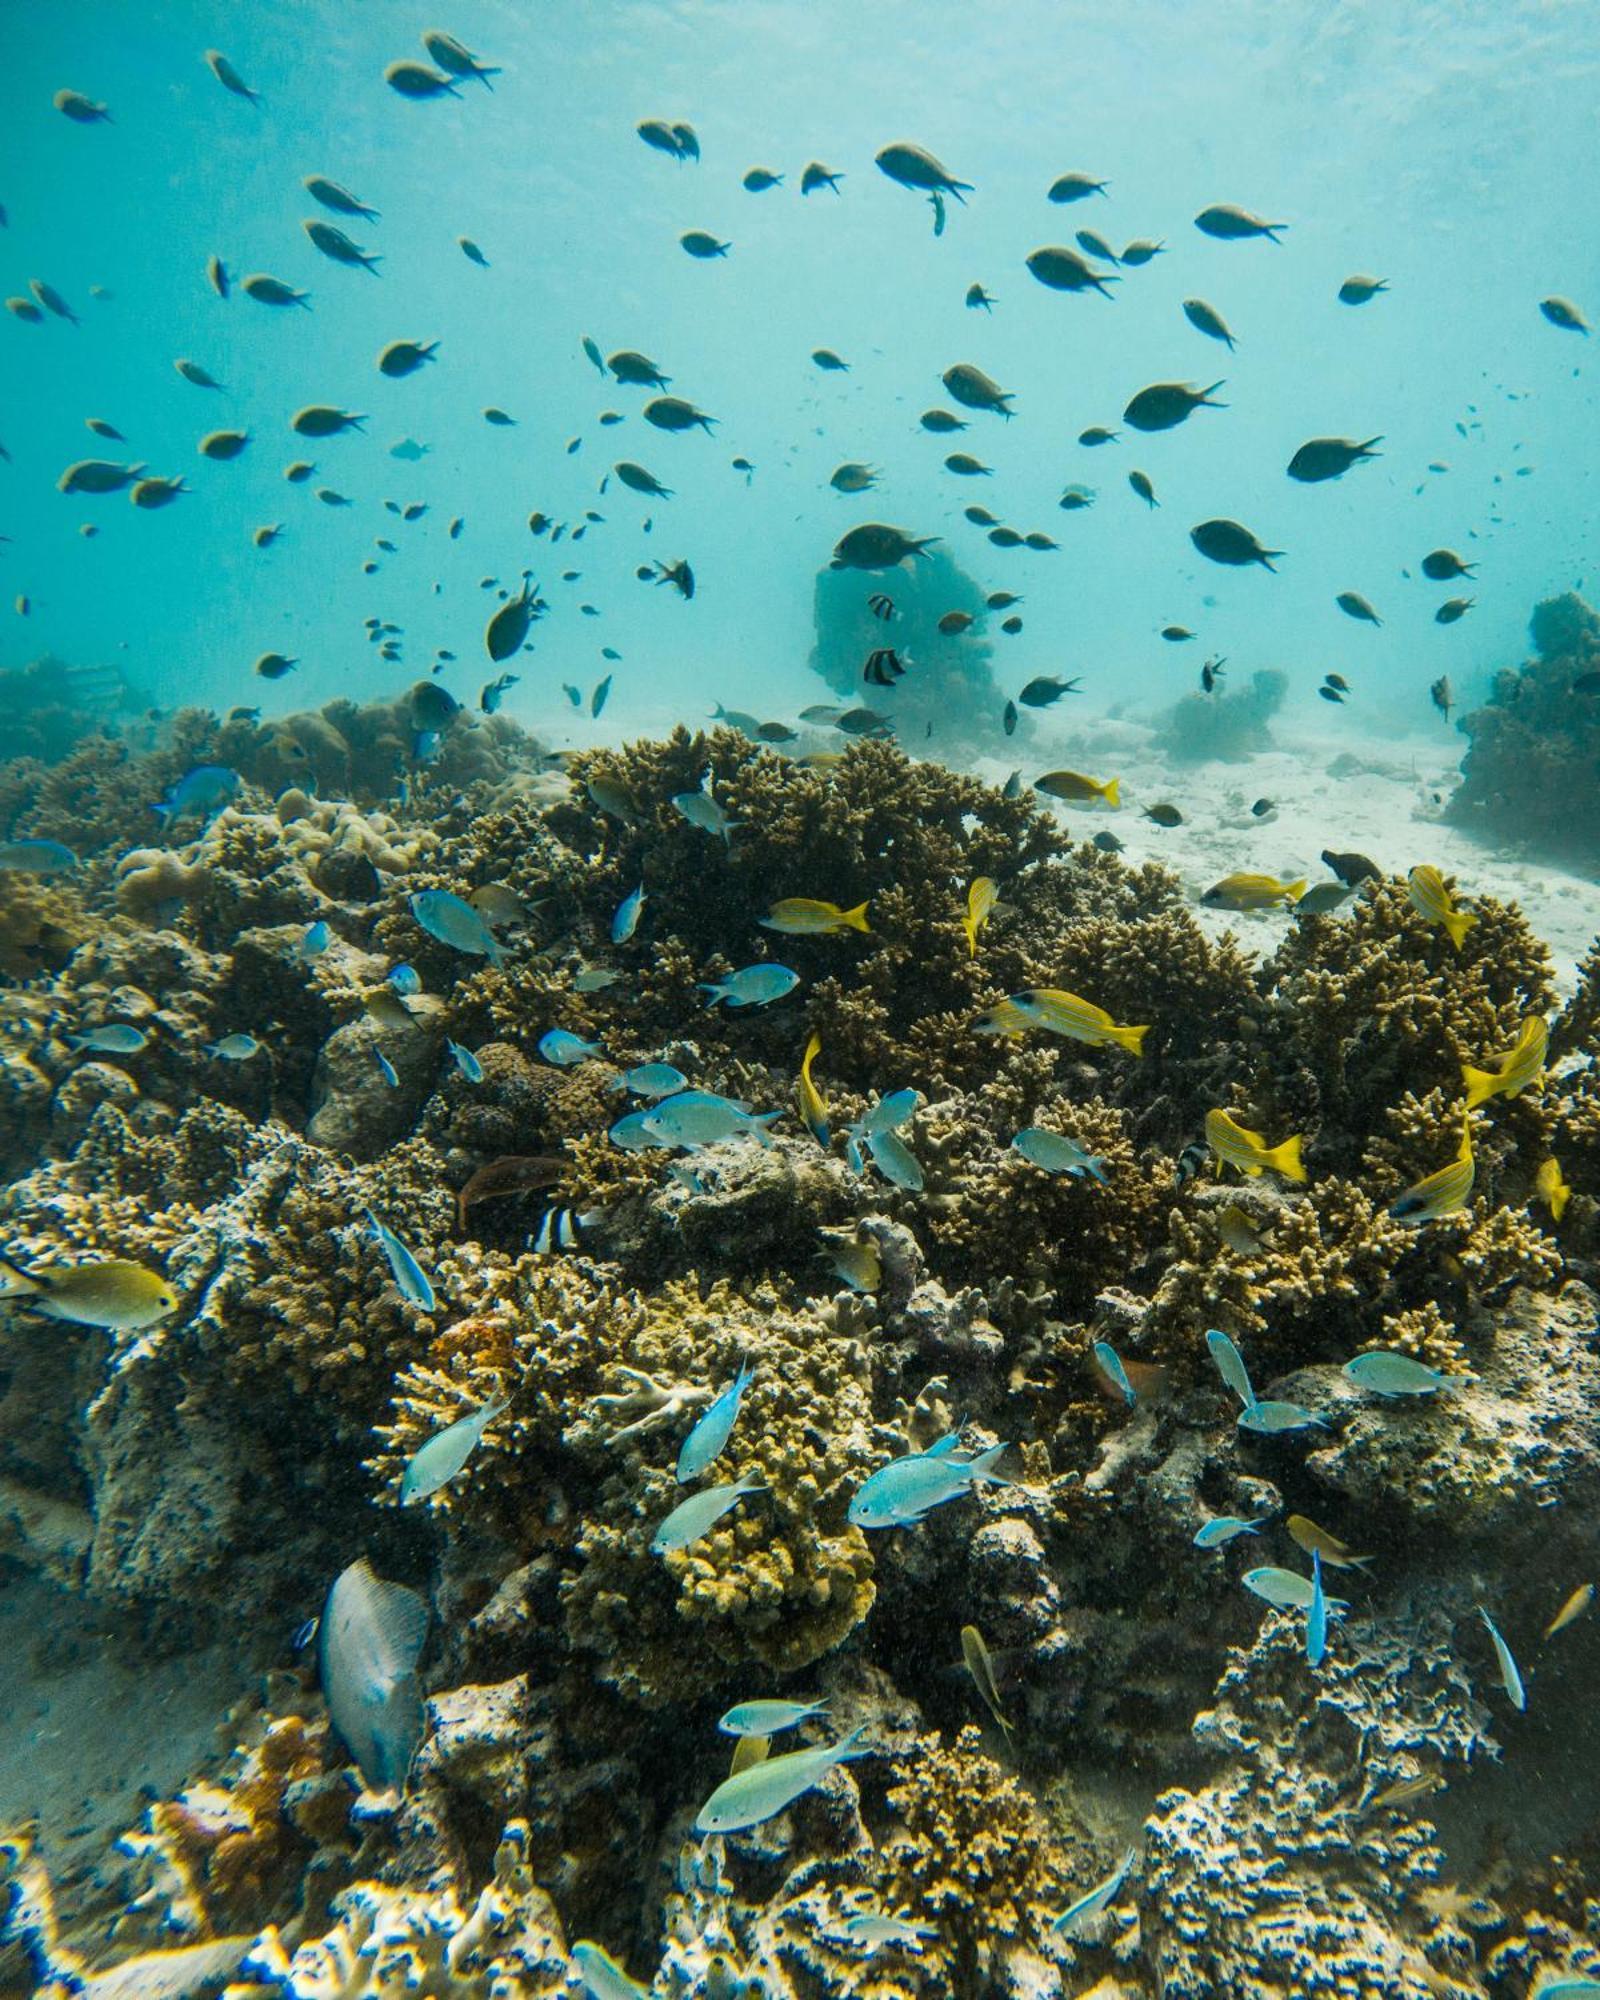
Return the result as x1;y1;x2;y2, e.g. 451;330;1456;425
613;1061;687;1099
797;1032;829;1145
0;1253;177;1330
699;964;800;1009
0;838;77;874
399;1391;508;1504
374;1047;400;1088
1205;1329;1256;1407
639;1090;781;1150
1342;1349;1452;1397
1051;1848;1138;1940
759;897;871;936
446;1040;483;1082
963;876;998;957
1011;1126;1109;1182
365;1208;436;1312
204;1032;260;1060
611;884;645;944
1407;864;1477;950
864;1127;923;1191
1092;1339;1137;1407
1462;1015;1547;1109
387;963;421;995
1193;1516;1263;1547
1307;1548;1327;1667
693;1726;872;1833
651;1472;764;1554
1205;1108;1306;1182
671;783;738;844
719;1697;829;1737
676;1361;753;1483
973;988;1147;1055
151;763;240;827
68;1023;148;1054
539;1028;603;1066
298;919;331;960
1243;1567;1346;1611
1389;1117;1473;1223
1238;1399;1327;1434
1478;1605;1526;1709
848;1441;1012;1529
571;1941;649;2000
409;889;507;965
318;1558;427;1794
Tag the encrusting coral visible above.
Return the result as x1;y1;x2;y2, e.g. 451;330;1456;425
10;689;1600;2000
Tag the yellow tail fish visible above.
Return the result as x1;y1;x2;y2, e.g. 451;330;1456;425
963;876;998;958
1034;770;1121;808
1205;1107;1306;1182
760;898;871;936
797;1032;829;1145
1390;1117;1474;1223
1462;1015;1546;1109
973;987;1147;1056
1407;864;1477;951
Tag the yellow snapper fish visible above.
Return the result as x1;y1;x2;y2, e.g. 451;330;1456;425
973;987;1148;1056
963;876;998;958
760;897;871;936
1462;1015;1547;1109
1034;769;1121;808
1389;1117;1474;1223
1536;1156;1571;1222
1407;864;1477;950
1205;1107;1306;1182
1201;872;1305;911
797;1031;829;1145
1287;1513;1373;1571
0;1253;178;1330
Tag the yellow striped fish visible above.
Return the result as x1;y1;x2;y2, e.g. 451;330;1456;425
760;898;871;936
1462;1015;1547;1109
973;987;1148;1056
1407;864;1477;951
963;877;998;959
1204;1107;1306;1183
797;1031;829;1146
1034;770;1121;808
1390;1117;1474;1223
1536;1156;1571;1222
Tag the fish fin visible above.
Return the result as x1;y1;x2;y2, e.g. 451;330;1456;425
697;982;728;1006
1108;1021;1149;1057
842;902;872;932
1283;880;1306;903
1461;1062;1498;1110
963;1440;1015;1487
1267;1134;1307;1183
0;1252;41;1295
1100;777;1122;807
1442;908;1477;950
833;1722;876;1759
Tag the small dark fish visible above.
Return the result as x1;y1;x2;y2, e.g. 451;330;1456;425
1173;1140;1207;1188
1421;548;1475;580
1191;518;1281;570
1335;591;1382;626
1022;532;1058;551
204;49;258;101
742;167;783;191
1319;684;1346;703
206;254;229;298
1182;298;1236;347
1003;700;1018;736
637;118;682;157
1025;244;1117;298
1430;676;1454;719
1338;274;1388;304
305;176;379;219
938;610;972;635
485;574;544;660
614;461;673;498
1144;802;1183;827
563;683;582;707
303;219;380;273
920;409;967;433
459;236;489;266
987;592;1021;609
385;60;460;99
801;161;844;195
965;505;998;526
835;706;894;737
1323;849;1382;886
1019;676;1080;707
652;558;694;598
863;647;906;687
1000;614;1023;633
1079;427;1119;446
1075;227;1119;264
1162;625;1195;642
480;673;518;713
1128;469;1158;508
1201;656;1227;693
1124;380;1226;432
812;348;849;372
868;593;895;620
1091;830;1123;852
1324;673;1349;693
1287;436;1382;483
591;673;613;717
681;231;730;258
1047;172;1108;203
1540;296;1589;333
1120;238;1164;266
1435;597;1474;624
456;1153;568;1233
1194;203;1286;242
966;283;995;311
1251;798;1276;817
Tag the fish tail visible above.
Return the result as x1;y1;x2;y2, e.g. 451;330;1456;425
841;902;872;932
1107;1021;1148;1057
0;1251;41;1295
834;1722;876;1759
1282;880;1306;904
697;982;729;1006
1099;777;1121;807
1461;1062;1499;1110
1266;1134;1307;1183
964;1440;1015;1487
1443;908;1477;950
1201;381;1228;406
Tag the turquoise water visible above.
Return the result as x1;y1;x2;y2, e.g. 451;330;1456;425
5;1;1597;740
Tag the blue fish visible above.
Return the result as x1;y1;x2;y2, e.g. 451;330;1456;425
611;884;645;944
539;1027;603;1067
1342;1350;1451;1398
480;672;519;713
1478;1605;1526;1710
866;1128;923;1190
1011;1126;1110;1182
591;672;612;718
365;1208;436;1312
1307;1548;1327;1667
1051;1848;1137;1940
204;1032;260;1060
612;1061;687;1099
1205;1329;1255;1407
409;889;507;965
677;1361;753;1483
1193;1516;1262;1548
318;1558;427;1794
1237;1399;1327;1435
298;919;332;961
651;1473;764;1554
1092;1339;1137;1407
374;1047;400;1088
860;1088;920;1134
414;730;442;762
608;1109;664;1150
0;838;78;875
699;964;800;1009
848;1441;1012;1529
447;1039;483;1082
152;764;240;827
639;1089;781;1150
387;963;421;995
68;1023;148;1054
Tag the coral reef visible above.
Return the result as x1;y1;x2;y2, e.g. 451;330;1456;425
1155;667;1287;763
